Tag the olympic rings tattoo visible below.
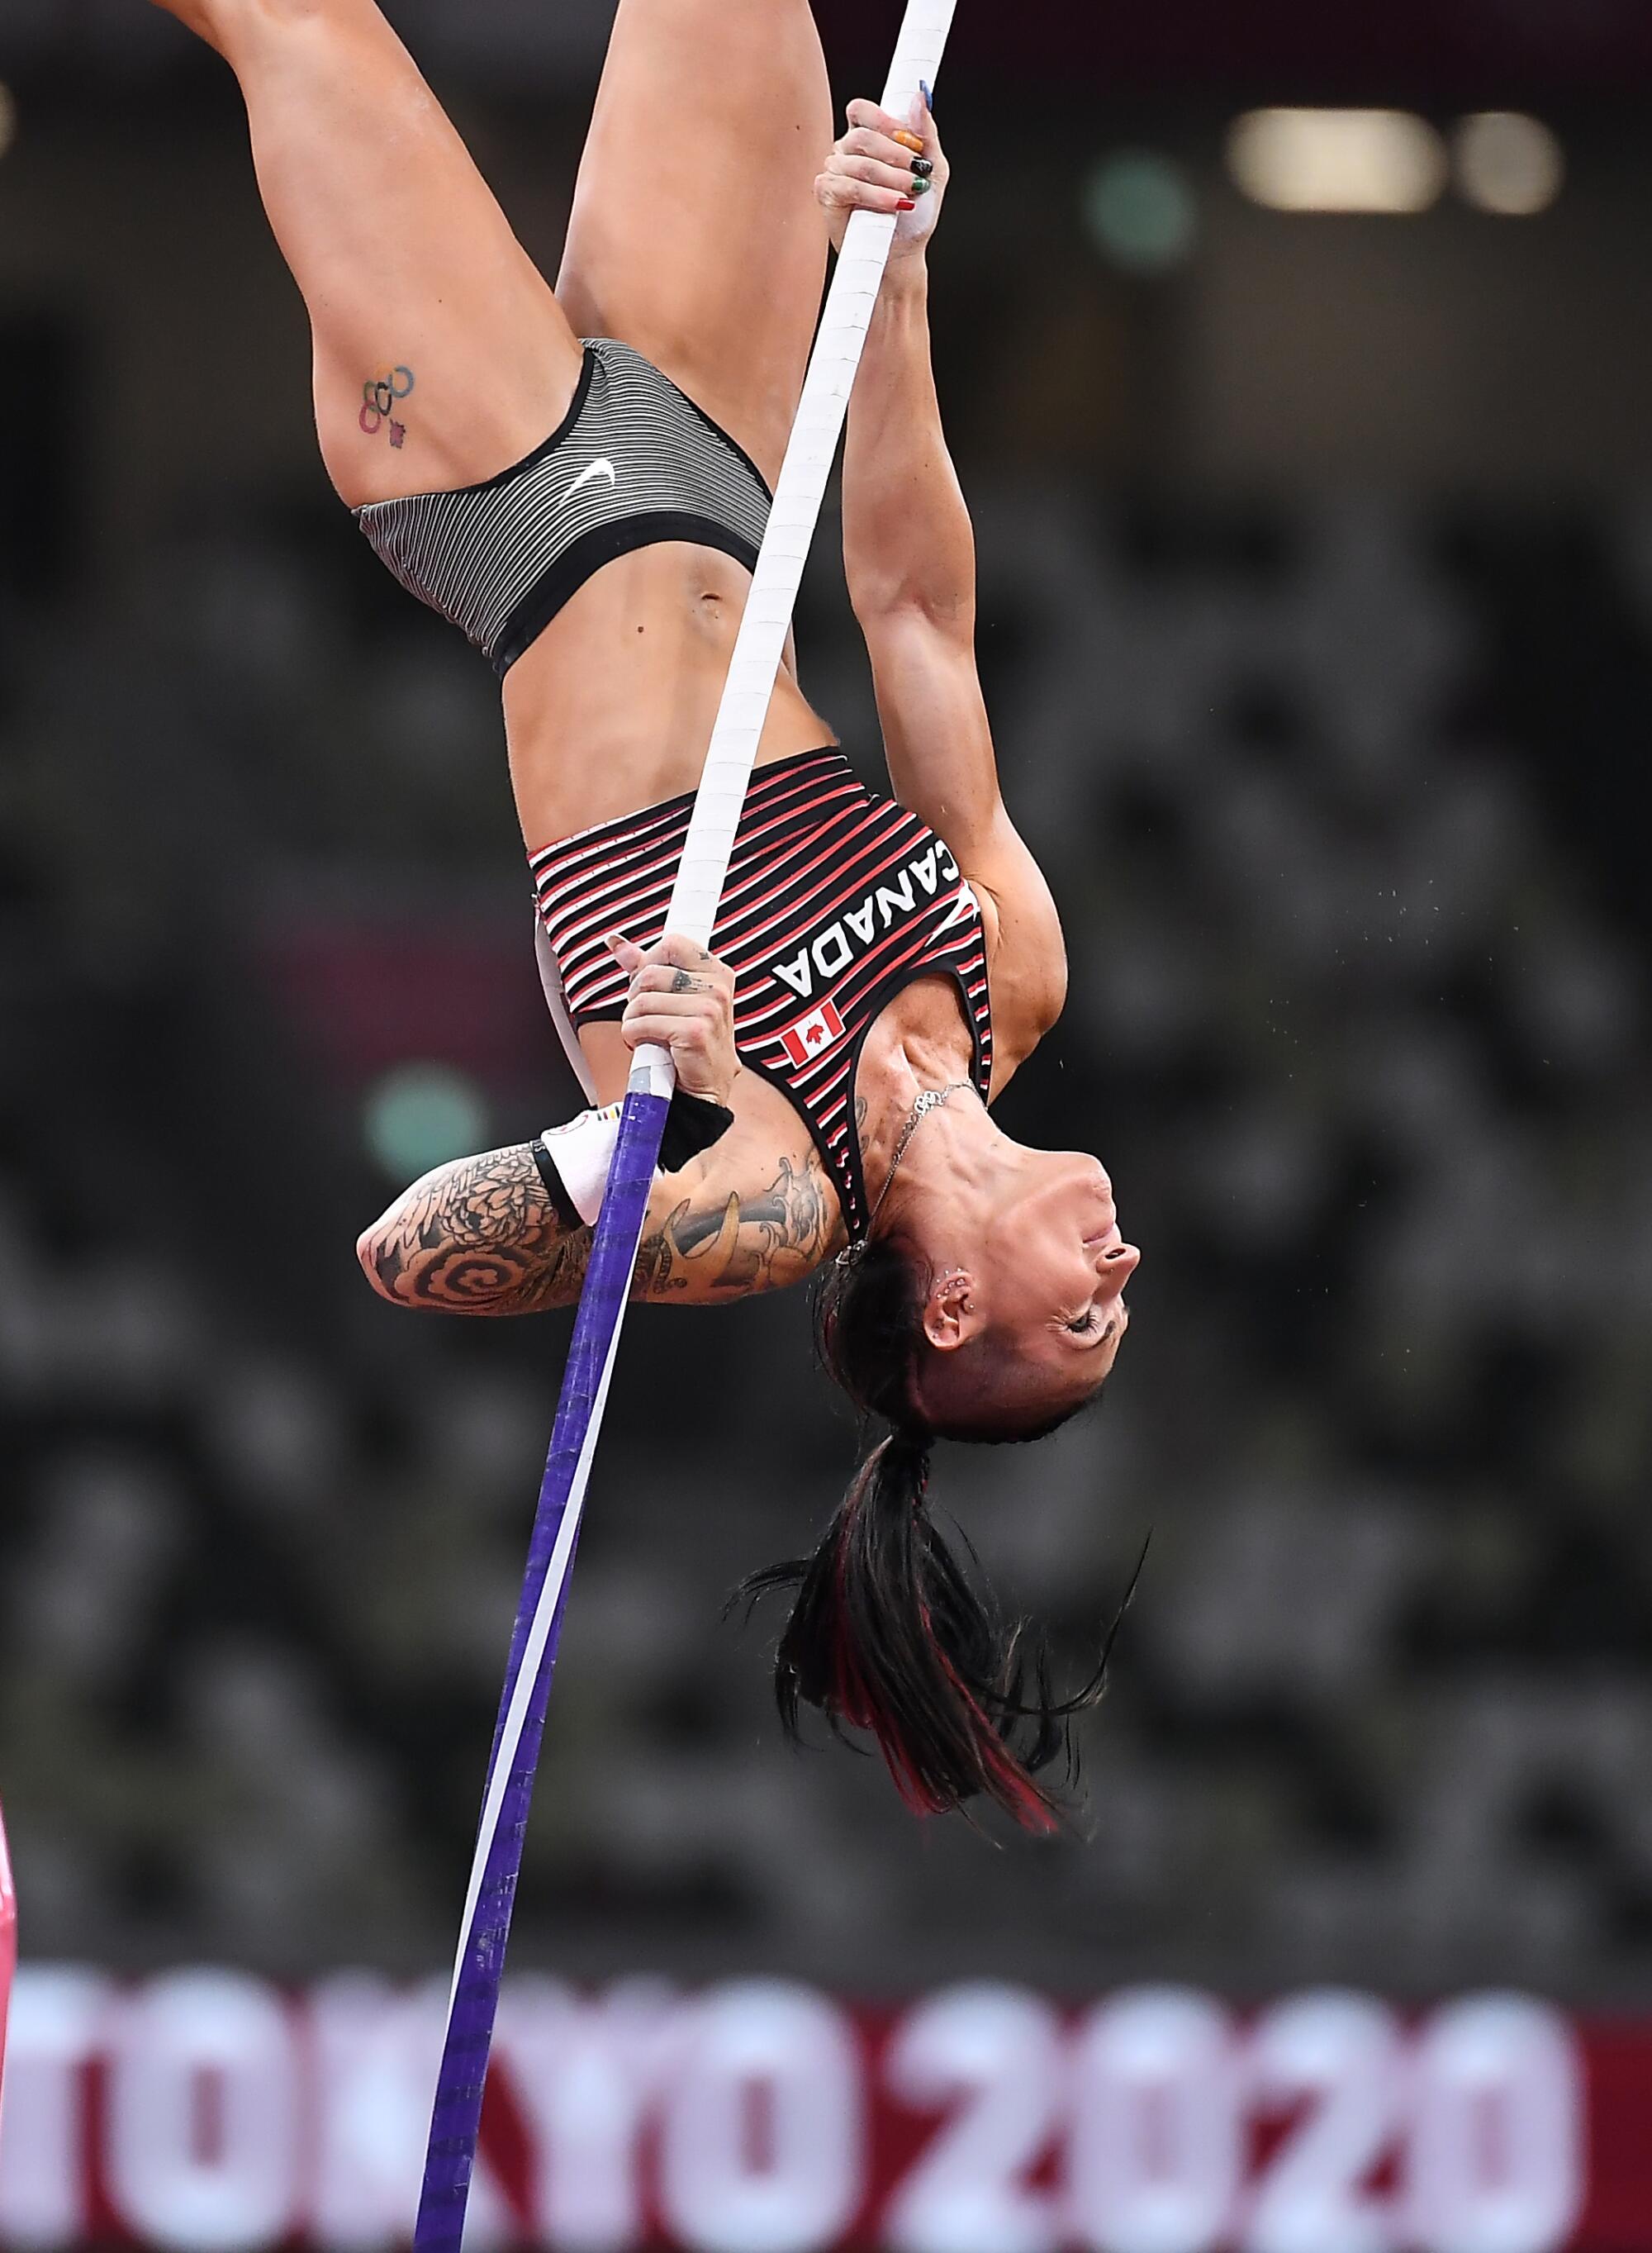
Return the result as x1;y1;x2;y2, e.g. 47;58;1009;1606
358;365;415;448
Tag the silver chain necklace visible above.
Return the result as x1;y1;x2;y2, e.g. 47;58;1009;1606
868;1081;975;1230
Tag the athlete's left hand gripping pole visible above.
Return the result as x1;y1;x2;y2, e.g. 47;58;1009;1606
412;9;957;2247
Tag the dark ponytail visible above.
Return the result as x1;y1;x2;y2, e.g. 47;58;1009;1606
737;1236;1126;1832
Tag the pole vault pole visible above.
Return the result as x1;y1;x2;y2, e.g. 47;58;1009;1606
0;1799;15;2127
413;7;957;2246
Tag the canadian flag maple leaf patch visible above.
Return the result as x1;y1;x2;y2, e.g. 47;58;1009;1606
780;997;847;1069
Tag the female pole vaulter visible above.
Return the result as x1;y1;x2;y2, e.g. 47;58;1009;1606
150;0;1140;1827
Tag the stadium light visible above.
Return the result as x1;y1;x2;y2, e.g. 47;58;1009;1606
363;1062;489;1179
1227;108;1447;215
1082;152;1199;274
1454;112;1564;216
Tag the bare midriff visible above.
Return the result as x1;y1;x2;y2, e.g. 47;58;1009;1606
504;540;837;849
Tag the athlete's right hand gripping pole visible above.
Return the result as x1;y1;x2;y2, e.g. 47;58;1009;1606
412;10;957;2252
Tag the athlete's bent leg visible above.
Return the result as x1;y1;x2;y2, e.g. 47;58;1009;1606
149;0;585;511
556;0;833;488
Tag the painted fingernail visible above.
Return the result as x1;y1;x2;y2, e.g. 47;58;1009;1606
920;78;934;111
898;197;917;212
912;155;934;178
893;128;924;154
909;176;931;197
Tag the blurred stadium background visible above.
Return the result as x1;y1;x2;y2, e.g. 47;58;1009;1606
3;0;1652;2246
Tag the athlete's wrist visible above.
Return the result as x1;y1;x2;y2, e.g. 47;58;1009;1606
534;1104;625;1228
533;1088;737;1228
881;246;930;292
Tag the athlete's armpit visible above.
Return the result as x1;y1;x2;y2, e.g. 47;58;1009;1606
358;1138;839;1316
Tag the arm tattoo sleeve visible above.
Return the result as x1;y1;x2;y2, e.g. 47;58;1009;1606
633;1150;838;1300
360;1140;841;1316
363;1144;594;1315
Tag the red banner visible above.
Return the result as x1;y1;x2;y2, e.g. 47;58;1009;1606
0;1970;1646;2251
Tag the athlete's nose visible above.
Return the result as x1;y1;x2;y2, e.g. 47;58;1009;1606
1104;1242;1141;1281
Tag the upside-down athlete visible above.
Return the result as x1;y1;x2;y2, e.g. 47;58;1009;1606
152;0;1142;1828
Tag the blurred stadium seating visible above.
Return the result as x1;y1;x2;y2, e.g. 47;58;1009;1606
4;457;1650;2000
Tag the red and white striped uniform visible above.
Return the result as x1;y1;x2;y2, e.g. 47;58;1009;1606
529;748;994;1242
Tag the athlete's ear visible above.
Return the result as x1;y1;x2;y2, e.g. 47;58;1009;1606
923;1268;985;1352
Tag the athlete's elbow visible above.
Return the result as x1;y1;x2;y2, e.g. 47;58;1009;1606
851;576;974;642
355;1219;406;1307
1033;944;1069;1039
846;568;908;631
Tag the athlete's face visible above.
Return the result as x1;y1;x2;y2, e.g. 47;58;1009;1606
916;1150;1140;1428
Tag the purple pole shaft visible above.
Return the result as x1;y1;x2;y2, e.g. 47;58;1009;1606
411;1087;669;2253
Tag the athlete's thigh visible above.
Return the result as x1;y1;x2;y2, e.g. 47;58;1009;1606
219;0;584;508
554;0;833;487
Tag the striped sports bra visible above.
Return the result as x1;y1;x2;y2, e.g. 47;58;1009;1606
529;749;995;1242
354;339;772;677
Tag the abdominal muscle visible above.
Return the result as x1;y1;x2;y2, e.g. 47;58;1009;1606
503;541;834;848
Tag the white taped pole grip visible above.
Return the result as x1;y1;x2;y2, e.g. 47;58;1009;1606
629;0;957;1102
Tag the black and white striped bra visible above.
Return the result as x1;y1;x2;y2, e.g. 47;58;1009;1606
354;338;772;677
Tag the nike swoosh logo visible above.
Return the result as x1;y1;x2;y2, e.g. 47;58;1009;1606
561;458;617;506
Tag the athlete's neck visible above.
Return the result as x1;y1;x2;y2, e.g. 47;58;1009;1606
855;974;990;1216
